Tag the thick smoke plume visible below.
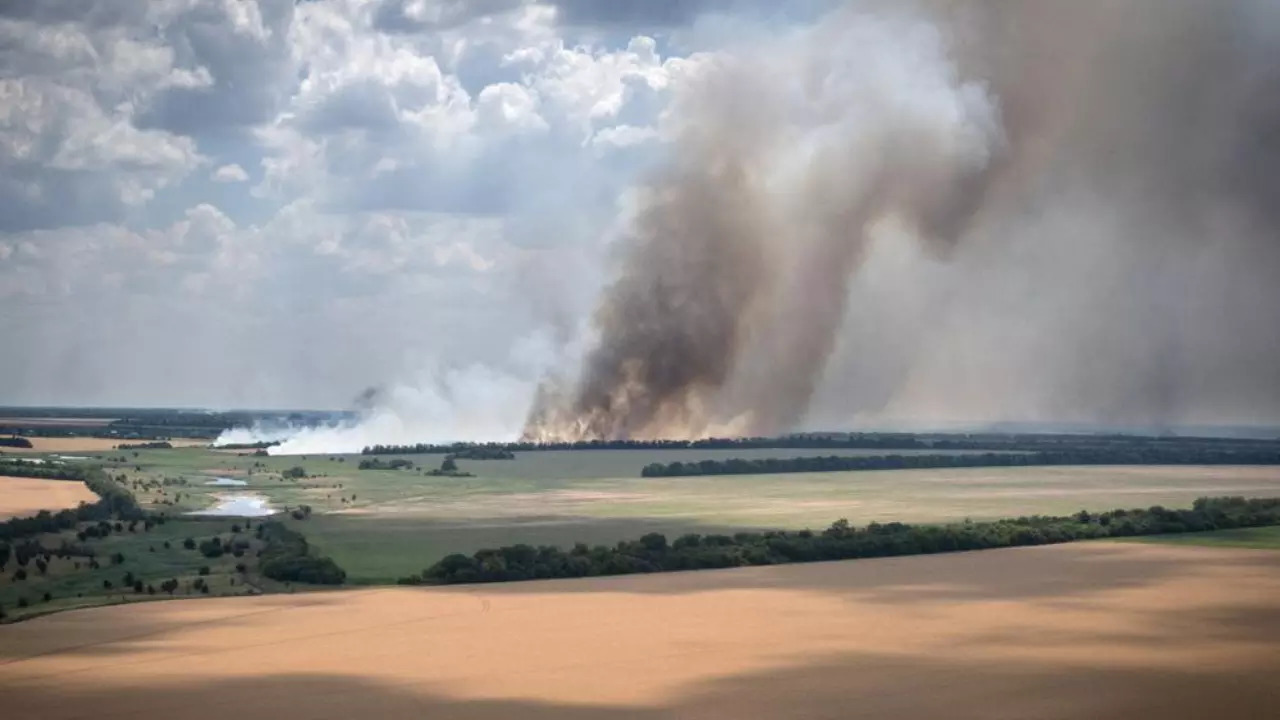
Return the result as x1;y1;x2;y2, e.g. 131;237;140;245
524;0;1280;442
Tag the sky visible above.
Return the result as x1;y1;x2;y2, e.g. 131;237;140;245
0;0;772;409
2;0;1279;444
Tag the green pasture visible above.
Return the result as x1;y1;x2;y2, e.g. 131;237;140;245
34;446;1280;586
1126;525;1280;550
0;515;275;622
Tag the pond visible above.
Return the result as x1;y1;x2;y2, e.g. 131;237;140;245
205;477;248;487
186;494;276;517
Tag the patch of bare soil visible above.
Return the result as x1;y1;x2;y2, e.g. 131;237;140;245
0;476;96;519
1;543;1278;719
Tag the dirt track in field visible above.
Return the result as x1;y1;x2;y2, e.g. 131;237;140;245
1;542;1278;719
0;476;96;519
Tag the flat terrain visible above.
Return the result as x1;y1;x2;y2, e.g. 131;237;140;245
0;476;96;519
1131;525;1280;550
70;446;1280;582
2;542;1278;719
3;437;209;453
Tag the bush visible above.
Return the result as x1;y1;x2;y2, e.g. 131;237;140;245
198;566;210;576
198;539;224;558
257;521;345;585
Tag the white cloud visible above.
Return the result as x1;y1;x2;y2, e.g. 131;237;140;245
211;163;248;182
0;0;725;409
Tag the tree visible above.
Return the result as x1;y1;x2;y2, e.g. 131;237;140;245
182;537;195;550
41;591;51;603
199;539;224;558
14;568;27;581
133;580;144;593
35;558;47;575
0;542;9;570
161;579;178;595
441;457;458;473
198;566;210;576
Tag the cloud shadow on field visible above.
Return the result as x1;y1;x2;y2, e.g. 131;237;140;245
2;543;1279;718
0;592;352;663
2;629;1279;719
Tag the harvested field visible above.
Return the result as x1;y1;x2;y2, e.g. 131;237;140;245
3;437;209;453
2;542;1278;719
0;476;95;519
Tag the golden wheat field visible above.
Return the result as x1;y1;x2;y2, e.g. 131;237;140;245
3;437;209;453
0;476;96;519
2;542;1277;719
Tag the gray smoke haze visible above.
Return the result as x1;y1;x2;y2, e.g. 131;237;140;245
524;0;1280;441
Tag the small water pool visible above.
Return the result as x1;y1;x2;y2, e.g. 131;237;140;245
205;477;248;487
186;494;276;517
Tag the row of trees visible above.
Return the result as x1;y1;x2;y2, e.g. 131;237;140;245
404;497;1280;585
115;441;173;450
640;448;1280;477
0;437;33;448
364;433;1280;457
0;460;85;481
358;457;414;471
360;437;931;455
0;469;144;543
256;521;346;585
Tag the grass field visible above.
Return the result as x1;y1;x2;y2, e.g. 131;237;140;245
0;514;287;622
1129;525;1280;550
21;445;1280;583
0;477;97;520
2;542;1277;719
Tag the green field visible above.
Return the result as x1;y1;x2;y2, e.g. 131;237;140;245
0;514;288;622
1127;525;1280;550
15;446;1280;585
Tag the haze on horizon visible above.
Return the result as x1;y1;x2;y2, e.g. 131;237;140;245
2;0;1279;449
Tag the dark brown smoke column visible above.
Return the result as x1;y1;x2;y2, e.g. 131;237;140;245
523;63;783;441
525;0;1280;442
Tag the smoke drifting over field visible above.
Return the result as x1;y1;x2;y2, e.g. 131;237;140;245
522;0;1280;442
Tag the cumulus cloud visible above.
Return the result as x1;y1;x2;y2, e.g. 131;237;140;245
211;163;249;183
2;0;1276;447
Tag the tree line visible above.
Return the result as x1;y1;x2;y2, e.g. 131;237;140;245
0;460;86;481
115;441;173;450
362;433;1280;457
401;496;1280;585
0;437;33;448
0;469;144;543
256;521;346;585
640;448;1280;477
